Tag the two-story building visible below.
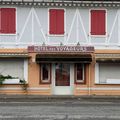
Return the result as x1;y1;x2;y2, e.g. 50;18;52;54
0;0;120;95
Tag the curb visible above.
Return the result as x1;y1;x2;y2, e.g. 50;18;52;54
0;95;120;102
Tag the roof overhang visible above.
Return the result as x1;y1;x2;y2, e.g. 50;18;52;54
96;53;120;62
0;0;120;8
0;53;29;58
36;54;92;63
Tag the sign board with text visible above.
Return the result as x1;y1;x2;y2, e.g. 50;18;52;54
28;46;94;53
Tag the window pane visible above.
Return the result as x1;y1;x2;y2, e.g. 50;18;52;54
55;63;70;86
42;64;49;80
41;63;50;83
77;63;83;80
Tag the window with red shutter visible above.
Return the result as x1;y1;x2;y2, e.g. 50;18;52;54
0;8;16;34
49;9;64;35
91;10;106;35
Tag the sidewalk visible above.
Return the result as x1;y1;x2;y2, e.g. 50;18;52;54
0;94;120;102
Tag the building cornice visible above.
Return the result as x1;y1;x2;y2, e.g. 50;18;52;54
0;0;120;8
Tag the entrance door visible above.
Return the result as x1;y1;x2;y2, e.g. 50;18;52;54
52;63;74;95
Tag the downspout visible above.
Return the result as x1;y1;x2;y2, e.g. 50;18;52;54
88;63;91;95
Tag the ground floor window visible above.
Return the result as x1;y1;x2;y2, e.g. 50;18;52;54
95;63;120;84
40;63;51;84
40;63;86;85
75;63;85;84
0;58;28;84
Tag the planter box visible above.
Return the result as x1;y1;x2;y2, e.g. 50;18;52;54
3;79;20;84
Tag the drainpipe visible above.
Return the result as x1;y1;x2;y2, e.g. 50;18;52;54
88;64;91;96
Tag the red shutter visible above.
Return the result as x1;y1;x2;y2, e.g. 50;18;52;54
49;9;57;34
9;8;16;34
1;8;16;34
56;9;64;34
49;9;64;35
91;10;106;35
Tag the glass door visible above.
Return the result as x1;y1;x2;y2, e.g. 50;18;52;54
52;63;74;95
55;63;70;86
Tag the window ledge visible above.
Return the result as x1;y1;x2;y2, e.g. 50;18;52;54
0;34;17;36
95;83;120;85
47;34;66;37
90;35;107;38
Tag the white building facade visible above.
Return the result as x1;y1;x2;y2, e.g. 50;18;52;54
0;0;120;95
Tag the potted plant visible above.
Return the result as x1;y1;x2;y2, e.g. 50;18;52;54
19;79;28;91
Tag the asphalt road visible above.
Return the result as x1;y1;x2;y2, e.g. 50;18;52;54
0;101;120;120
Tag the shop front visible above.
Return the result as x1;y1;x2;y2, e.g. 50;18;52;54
28;46;94;95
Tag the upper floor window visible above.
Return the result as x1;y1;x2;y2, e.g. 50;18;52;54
91;10;106;35
49;9;64;35
0;8;16;34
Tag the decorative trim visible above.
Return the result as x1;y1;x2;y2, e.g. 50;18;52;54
0;53;28;58
76;87;120;90
0;87;50;90
96;54;120;59
0;1;120;8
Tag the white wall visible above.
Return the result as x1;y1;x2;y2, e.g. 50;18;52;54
0;6;119;49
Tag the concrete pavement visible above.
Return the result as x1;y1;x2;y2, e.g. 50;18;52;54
0;100;120;120
1;94;120;102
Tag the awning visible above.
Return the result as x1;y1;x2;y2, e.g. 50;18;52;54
96;54;120;62
36;54;93;63
0;53;29;58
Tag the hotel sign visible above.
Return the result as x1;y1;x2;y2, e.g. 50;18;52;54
28;46;94;53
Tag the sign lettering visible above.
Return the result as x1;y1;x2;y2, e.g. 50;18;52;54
28;46;94;53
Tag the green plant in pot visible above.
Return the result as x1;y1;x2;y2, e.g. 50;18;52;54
19;79;28;91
